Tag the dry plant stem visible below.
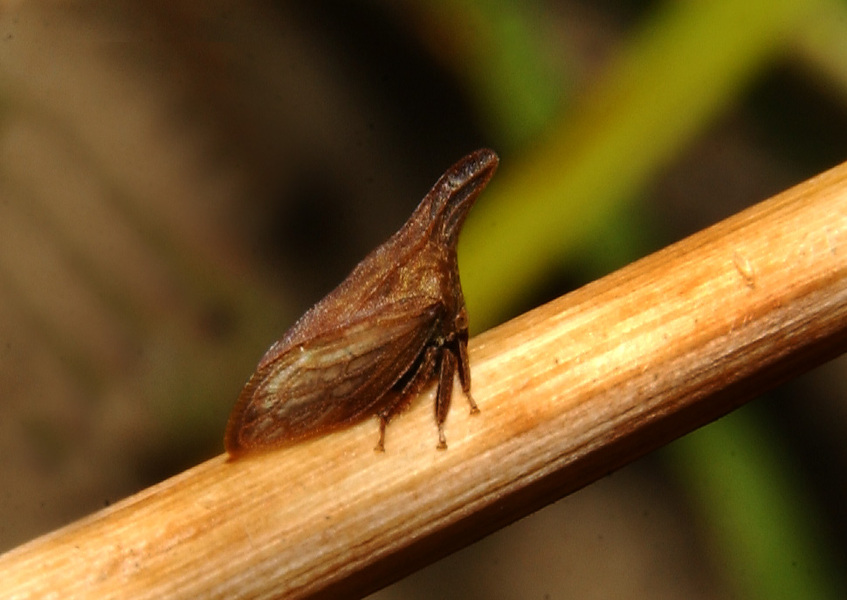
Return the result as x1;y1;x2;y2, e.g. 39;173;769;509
4;162;847;599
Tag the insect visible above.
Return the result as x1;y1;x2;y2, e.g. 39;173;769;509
225;149;499;457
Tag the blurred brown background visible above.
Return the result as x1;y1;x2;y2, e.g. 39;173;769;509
0;1;846;598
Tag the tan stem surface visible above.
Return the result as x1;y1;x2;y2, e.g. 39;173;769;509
3;161;847;599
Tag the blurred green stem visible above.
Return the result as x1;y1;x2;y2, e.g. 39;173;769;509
456;0;818;329
666;406;845;599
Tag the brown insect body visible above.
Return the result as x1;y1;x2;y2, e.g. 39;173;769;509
225;149;499;457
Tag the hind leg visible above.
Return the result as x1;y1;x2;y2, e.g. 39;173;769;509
375;345;438;451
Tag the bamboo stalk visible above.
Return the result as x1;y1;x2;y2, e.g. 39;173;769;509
3;161;847;599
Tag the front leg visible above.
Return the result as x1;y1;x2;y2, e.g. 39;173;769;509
455;306;479;414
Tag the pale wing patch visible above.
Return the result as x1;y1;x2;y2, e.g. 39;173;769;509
233;305;439;448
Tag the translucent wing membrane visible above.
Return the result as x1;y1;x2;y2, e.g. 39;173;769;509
225;304;438;454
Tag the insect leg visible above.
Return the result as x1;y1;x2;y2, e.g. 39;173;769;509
375;345;438;452
456;331;479;414
435;349;459;449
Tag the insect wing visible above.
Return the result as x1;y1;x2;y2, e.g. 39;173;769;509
225;301;439;454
